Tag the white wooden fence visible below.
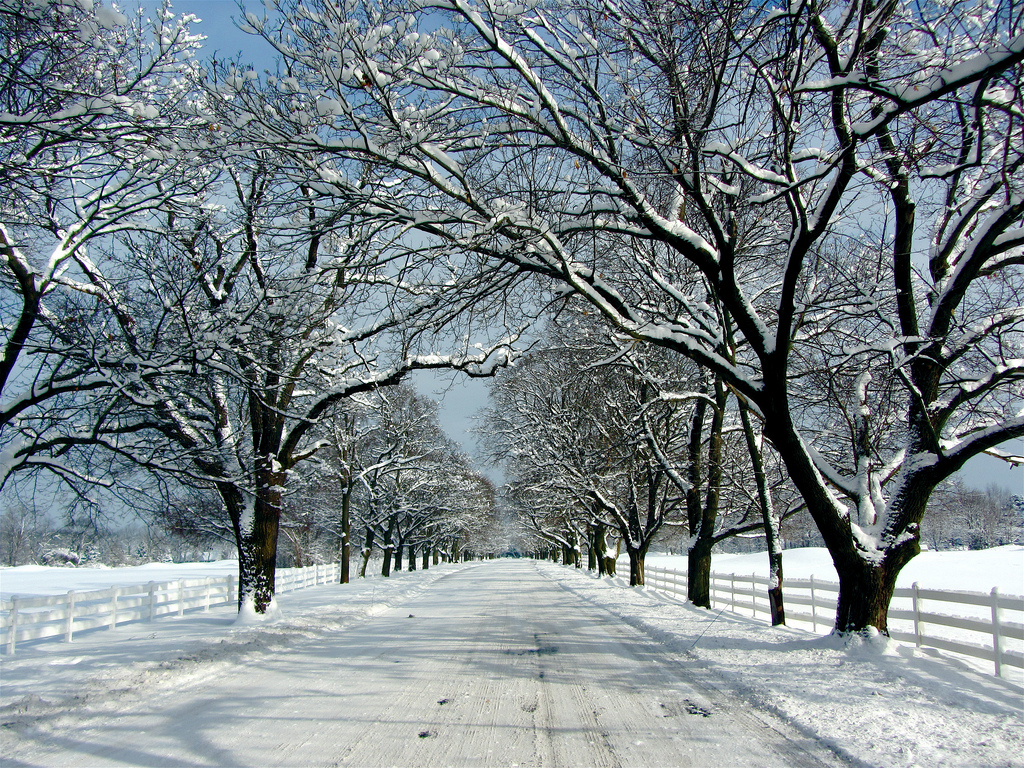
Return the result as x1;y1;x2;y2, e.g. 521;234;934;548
1;563;340;655
645;565;1024;679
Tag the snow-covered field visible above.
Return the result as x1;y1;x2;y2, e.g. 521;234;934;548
0;560;239;599
640;545;1024;595
5;545;1020;599
0;552;1021;767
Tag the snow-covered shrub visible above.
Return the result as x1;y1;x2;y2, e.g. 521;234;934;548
40;548;82;567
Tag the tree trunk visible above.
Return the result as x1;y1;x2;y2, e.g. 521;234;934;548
381;516;396;577
432;547;439;566
562;544;575;565
604;537;619;576
687;540;713;608
627;547;646;586
833;544;915;634
422;545;429;570
685;376;725;611
593;522;607;576
739;405;785;625
359;526;375;578
237;462;284;613
835;565;897;634
407;543;416;571
340;485;351;584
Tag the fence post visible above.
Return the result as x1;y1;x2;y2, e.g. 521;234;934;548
7;596;19;654
730;573;736;612
751;574;757;617
810;576;817;633
110;586;120;629
228;574;236;608
177;581;184;616
64;590;76;643
913;582;922;647
991;587;1002;678
205;578;212;612
148;581;156;621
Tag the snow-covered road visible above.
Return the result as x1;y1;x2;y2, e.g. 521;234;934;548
2;560;845;767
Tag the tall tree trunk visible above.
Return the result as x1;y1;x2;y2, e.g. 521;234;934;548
340;485;351;584
739;405;785;625
407;542;416;571
381;516;396;577
761;385;935;633
422;545;430;570
593;522;607;576
686;376;726;609
237;460;284;613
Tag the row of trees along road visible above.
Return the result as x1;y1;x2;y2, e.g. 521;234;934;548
482;305;800;623
1;0;519;613
1;0;1021;633
215;0;1023;634
163;383;507;578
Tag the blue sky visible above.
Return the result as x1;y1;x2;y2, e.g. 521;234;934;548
129;0;274;62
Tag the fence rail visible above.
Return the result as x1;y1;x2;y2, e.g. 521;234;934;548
645;565;1024;679
1;563;340;655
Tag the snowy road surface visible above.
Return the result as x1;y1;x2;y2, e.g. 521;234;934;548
0;560;846;767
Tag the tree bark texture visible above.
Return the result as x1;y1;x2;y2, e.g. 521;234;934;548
237;462;284;613
687;541;713;608
340;486;351;584
627;547;646;586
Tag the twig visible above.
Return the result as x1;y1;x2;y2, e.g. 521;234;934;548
689;606;728;651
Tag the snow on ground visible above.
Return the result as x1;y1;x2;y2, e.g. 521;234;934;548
0;553;1021;767
640;546;1024;684
544;561;1024;768
0;564;434;710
